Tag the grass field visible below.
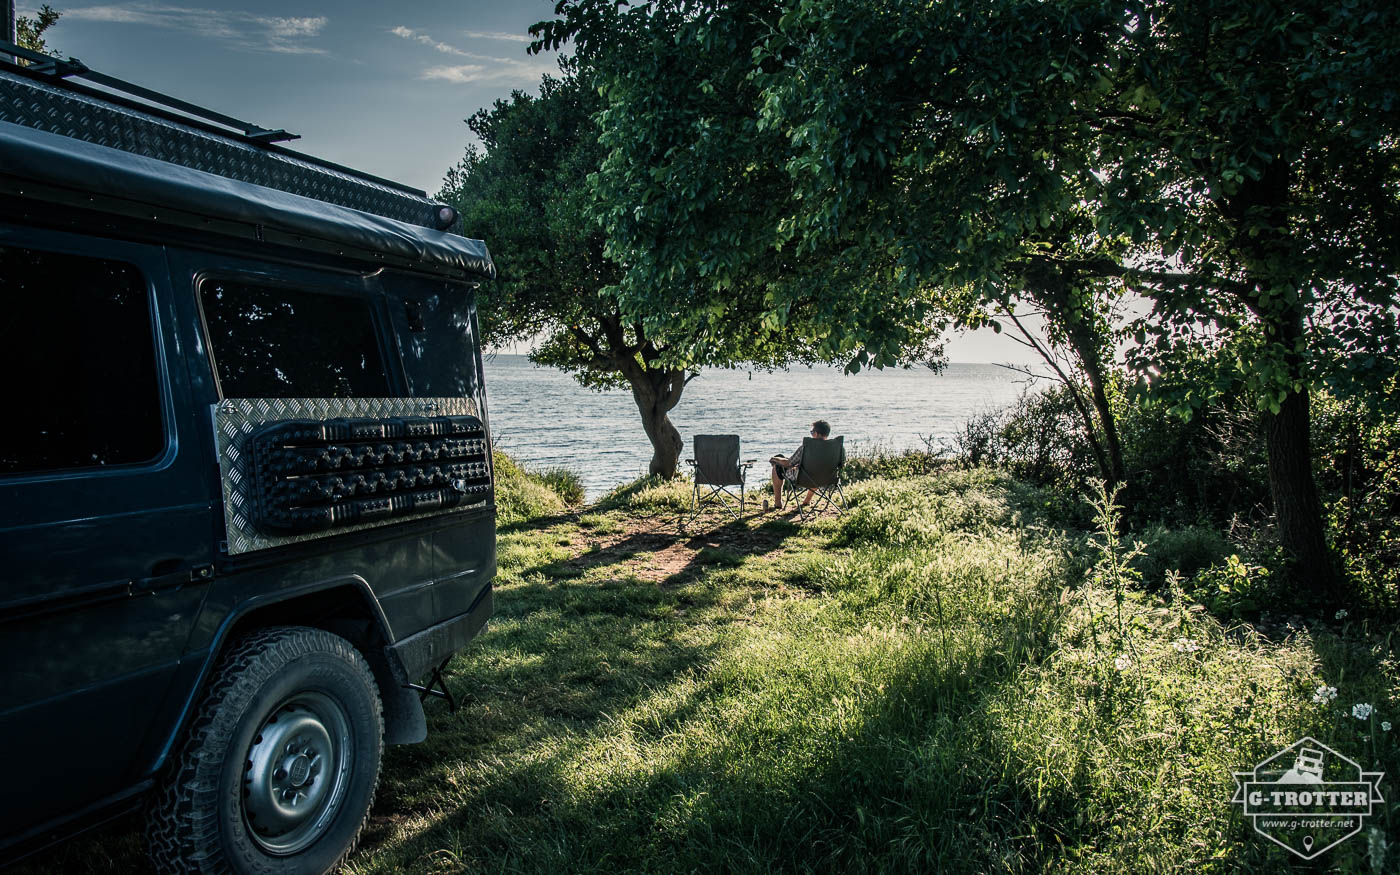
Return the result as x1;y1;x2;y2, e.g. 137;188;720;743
21;464;1399;873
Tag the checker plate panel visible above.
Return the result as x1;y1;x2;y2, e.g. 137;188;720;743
215;396;487;555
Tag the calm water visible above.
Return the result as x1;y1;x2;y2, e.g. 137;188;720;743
481;355;1026;498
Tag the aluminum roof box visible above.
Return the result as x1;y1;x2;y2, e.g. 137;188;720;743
0;45;494;278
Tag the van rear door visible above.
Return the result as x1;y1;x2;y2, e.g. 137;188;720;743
383;272;495;618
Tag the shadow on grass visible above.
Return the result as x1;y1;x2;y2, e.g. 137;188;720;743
17;550;744;874
352;581;1078;875
375;574;732;807
20;482;1065;875
519;512;809;588
499;508;585;535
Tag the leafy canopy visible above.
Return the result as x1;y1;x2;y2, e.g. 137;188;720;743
535;0;1400;401
531;4;949;373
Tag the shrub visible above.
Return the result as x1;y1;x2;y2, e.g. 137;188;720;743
951;386;1097;493
1133;525;1232;591
538;467;585;506
1117;391;1271;528
842;442;942;482
998;386;1099;489
1313;388;1400;614
492;450;575;527
952;405;1008;468
1186;553;1278;619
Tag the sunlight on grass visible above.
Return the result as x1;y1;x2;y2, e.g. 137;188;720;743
332;467;1397;873
27;463;1395;875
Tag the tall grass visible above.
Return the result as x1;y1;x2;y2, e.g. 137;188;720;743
348;469;1397;873
21;467;1397;874
492;450;583;526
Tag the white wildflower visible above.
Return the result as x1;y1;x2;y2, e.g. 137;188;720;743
1383;721;1392;732
1367;829;1389;874
1353;703;1374;721
1312;685;1338;704
1172;637;1201;653
1114;654;1131;672
1335;609;1349;620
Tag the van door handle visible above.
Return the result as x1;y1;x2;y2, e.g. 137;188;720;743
128;563;213;597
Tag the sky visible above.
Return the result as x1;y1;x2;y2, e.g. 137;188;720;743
20;0;1037;363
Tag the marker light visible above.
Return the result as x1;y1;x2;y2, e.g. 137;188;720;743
433;205;458;230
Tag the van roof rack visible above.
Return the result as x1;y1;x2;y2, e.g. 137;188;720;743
0;40;455;227
0;40;437;203
1;39;298;145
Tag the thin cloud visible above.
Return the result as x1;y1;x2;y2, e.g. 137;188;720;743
424;65;487;84
266;17;326;39
61;3;329;55
460;30;533;44
390;25;557;86
390;25;467;56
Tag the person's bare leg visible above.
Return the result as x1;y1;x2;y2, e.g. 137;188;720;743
771;466;784;508
803;488;815;507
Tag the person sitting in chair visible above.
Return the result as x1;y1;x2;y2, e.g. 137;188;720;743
770;420;830;510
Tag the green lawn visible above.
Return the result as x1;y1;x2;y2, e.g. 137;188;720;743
23;468;1399;873
357;469;1397;873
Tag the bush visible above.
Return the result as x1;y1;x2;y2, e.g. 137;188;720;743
948;385;1100;495
1313;388;1400;614
1000;386;1100;489
953;405;1008;469
492;451;577;527
1117;391;1271;528
1132;525;1232;591
538;467;585;506
1185;552;1279;619
842;441;944;482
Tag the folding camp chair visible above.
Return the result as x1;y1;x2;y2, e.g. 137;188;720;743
783;436;846;518
685;434;755;522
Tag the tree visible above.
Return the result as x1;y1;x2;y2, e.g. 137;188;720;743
535;0;1127;486
15;4;60;54
536;0;1400;601
441;67;936;477
530;3;949;380
442;70;691;476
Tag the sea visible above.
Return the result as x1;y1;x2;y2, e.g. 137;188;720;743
481;354;1029;498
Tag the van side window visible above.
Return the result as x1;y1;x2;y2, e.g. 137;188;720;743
200;279;390;398
0;245;164;474
390;286;481;397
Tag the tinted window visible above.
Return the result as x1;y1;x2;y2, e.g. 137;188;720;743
201;279;390;398
0;245;164;474
389;283;481;397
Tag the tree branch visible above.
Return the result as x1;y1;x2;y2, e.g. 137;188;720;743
1005;309;1110;476
1020;254;1254;297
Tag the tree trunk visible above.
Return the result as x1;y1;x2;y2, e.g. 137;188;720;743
1010;288;1124;486
627;369;686;478
1066;326;1126;486
1227;159;1339;603
1262;386;1338;603
1263;426;1338;600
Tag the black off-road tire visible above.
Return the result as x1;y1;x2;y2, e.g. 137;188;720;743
146;626;384;874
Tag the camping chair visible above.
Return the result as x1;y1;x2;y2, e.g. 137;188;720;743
685;434;755;523
783;436;846;518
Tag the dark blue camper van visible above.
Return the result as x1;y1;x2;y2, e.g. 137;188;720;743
0;43;497;873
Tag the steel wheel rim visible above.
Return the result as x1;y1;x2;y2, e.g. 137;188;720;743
241;691;353;856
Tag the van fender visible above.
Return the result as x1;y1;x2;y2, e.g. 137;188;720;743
158;575;426;772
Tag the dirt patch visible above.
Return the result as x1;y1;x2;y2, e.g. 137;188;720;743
549;509;809;584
